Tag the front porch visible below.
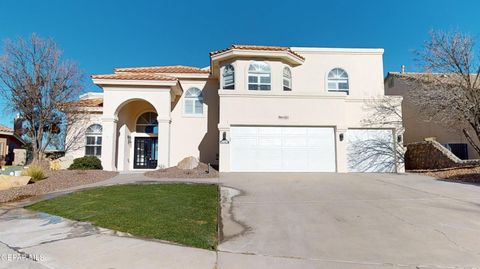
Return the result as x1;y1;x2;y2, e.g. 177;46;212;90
92;75;183;171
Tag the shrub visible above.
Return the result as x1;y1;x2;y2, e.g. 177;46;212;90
49;159;61;171
21;165;46;183
68;156;102;170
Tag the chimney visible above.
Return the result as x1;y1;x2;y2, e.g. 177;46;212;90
401;65;406;74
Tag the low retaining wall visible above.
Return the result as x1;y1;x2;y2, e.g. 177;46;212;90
405;140;480;170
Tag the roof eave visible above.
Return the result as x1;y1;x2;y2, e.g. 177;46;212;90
211;49;304;66
92;78;179;87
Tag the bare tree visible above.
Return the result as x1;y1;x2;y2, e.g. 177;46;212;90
0;34;84;162
347;96;404;172
407;30;480;155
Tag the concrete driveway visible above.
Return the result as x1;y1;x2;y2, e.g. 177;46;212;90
218;173;480;268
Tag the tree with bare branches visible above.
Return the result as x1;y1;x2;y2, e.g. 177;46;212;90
407;30;480;156
0;34;84;162
346;96;405;172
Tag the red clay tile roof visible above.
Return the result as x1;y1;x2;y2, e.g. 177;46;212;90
91;73;178;81
114;65;210;74
63;98;104;108
210;44;305;60
0;124;13;133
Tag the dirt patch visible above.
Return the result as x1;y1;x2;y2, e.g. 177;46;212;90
0;170;118;203
145;162;218;179
411;166;480;184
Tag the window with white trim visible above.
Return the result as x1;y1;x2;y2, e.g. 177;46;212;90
327;68;349;93
136;112;158;134
283;67;292;91
248;61;271;91
85;124;102;157
184;87;204;115
222;64;235;89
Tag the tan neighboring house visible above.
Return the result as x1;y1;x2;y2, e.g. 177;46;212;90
385;71;479;160
65;45;404;173
0;124;25;165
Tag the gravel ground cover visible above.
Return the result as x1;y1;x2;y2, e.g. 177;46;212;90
412;166;480;184
145;162;218;179
0;170;118;203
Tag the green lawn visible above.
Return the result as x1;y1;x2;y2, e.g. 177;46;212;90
26;183;219;249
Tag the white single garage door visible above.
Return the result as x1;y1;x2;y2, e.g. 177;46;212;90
230;126;336;172
346;129;395;172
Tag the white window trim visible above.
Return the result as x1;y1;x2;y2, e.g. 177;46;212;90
247;61;272;91
85;124;102;157
183;87;205;117
325;67;349;94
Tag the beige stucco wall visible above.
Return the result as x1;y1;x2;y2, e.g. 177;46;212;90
385;76;479;159
170;79;219;165
62;112;102;169
216;48;403;172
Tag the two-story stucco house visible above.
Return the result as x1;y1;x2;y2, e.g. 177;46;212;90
65;45;404;173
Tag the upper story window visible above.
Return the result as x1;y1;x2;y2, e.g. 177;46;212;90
222;64;235;90
184;87;204;116
85;124;102;157
327;68;349;93
248;61;271;91
136;112;158;134
283;67;292;91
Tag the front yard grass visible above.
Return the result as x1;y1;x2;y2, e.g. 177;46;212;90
26;183;219;250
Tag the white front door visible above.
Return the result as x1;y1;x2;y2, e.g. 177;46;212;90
230;126;336;172
346;129;395;172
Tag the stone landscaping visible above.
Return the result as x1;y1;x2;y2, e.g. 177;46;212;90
145;162;218;179
414;166;480;184
0;170;117;203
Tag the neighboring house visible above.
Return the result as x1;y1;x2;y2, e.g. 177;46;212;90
385;71;479;160
66;45;404;173
0;124;25;165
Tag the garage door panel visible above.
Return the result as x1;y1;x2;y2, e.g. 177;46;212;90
259;137;282;147
347;129;395;172
283;136;308;147
258;127;282;136
232;137;257;147
230;126;336;172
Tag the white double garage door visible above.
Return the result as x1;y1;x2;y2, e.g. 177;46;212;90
230;126;395;172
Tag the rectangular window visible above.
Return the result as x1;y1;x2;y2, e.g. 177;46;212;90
223;74;234;89
194;100;203;114
248;74;271;91
86;135;102;157
184;100;194;114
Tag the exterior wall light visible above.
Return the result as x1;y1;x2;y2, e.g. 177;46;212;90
220;132;229;144
127;135;132;144
397;135;402;143
339;133;344;141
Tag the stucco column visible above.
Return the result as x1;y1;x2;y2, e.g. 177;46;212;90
218;124;230;172
157;116;171;169
335;127;348;173
101;116;118;171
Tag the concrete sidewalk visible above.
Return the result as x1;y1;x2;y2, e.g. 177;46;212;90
0;208;217;269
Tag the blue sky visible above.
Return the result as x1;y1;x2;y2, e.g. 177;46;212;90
0;0;479;127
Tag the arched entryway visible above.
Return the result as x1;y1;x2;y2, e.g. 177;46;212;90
112;99;167;171
133;112;159;169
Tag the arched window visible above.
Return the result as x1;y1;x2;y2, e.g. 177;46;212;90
184;87;204;115
136;112;158;134
222;64;235;90
327;68;349;93
85;124;102;157
248;61;271;91
283;67;292;91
